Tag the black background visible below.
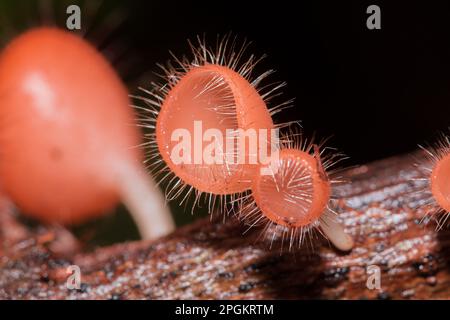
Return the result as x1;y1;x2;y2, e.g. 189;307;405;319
114;0;450;166
0;299;443;317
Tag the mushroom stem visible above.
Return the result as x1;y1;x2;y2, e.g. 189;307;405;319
319;209;354;251
0;195;28;242
116;161;175;240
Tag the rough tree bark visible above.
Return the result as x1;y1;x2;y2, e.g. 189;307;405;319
0;153;449;299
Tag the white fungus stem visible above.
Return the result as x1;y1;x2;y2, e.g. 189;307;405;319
319;210;354;251
116;161;175;240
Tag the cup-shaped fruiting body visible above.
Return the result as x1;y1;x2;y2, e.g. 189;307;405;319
0;27;173;239
239;140;353;251
418;135;450;229
156;64;274;194
430;153;450;213
252;148;331;228
138;36;291;211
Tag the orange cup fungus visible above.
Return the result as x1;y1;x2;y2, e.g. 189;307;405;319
420;136;450;229
156;63;274;195
138;36;283;211
140;36;353;250
430;153;450;214
0;28;173;239
240;141;354;251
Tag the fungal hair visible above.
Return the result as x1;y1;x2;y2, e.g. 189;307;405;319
132;34;293;217
415;132;450;230
235;128;349;251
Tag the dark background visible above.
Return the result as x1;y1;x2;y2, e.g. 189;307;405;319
117;0;450;165
2;0;450;241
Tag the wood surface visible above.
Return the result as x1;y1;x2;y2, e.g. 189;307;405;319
1;153;449;299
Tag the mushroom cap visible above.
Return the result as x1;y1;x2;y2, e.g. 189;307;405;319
0;28;142;224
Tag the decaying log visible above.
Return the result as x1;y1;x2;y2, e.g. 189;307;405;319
0;153;449;299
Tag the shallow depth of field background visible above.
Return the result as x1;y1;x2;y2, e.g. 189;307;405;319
1;0;450;245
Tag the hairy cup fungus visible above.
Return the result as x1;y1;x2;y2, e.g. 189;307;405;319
0;27;174;239
418;134;450;229
138;35;292;212
138;35;353;251
238;136;354;251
